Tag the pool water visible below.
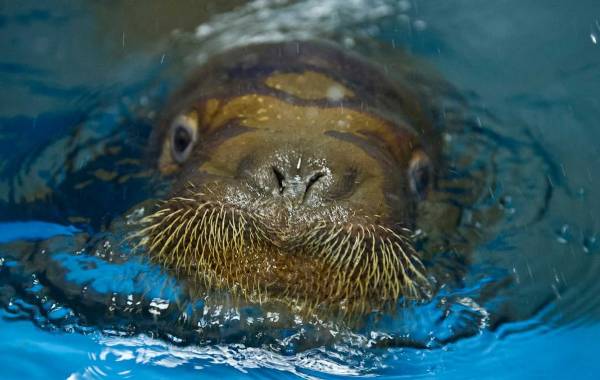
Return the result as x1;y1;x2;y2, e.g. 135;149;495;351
1;0;600;378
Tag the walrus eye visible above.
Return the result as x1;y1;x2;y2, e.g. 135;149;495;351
408;151;432;199
170;115;197;163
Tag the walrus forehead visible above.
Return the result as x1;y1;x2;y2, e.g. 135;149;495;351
196;93;417;160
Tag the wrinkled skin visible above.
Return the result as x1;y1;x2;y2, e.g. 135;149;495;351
141;41;444;314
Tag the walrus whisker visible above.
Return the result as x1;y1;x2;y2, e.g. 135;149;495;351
393;239;427;284
340;227;363;276
148;214;180;255
164;209;193;253
177;208;201;272
346;231;367;291
143;208;185;244
329;228;359;290
324;238;351;300
391;241;426;298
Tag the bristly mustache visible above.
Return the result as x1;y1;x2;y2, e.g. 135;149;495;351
130;190;431;314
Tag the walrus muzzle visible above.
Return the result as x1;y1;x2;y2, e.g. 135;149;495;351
136;190;429;314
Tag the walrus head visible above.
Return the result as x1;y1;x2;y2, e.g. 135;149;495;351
138;41;441;314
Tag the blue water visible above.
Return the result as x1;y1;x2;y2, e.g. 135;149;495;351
2;303;599;379
1;0;600;378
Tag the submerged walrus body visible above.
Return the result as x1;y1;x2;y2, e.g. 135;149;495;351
139;41;447;314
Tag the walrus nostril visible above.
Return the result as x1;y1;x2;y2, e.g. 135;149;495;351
270;166;326;202
272;166;285;194
305;171;324;191
302;171;325;203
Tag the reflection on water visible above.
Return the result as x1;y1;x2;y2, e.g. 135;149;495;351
1;0;600;378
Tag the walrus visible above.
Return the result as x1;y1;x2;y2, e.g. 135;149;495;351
0;37;559;351
135;40;448;315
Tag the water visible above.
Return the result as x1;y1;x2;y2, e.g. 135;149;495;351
1;0;600;378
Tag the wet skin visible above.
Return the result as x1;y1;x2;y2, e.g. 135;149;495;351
143;41;443;313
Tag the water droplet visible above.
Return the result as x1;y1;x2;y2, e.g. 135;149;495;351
592;20;600;45
398;0;411;12
551;284;561;299
326;85;344;101
149;297;170;316
583;235;597;254
413;19;427;31
500;195;516;214
555;224;571;244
